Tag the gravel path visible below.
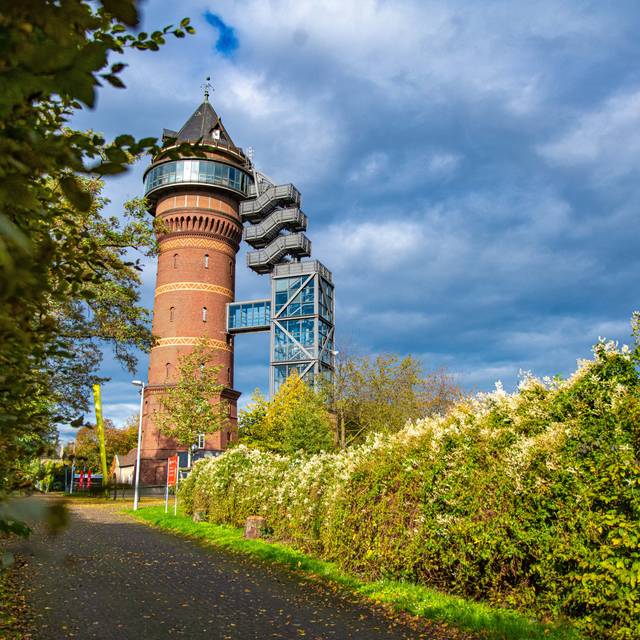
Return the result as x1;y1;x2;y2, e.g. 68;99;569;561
15;501;442;639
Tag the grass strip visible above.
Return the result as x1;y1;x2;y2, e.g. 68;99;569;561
130;506;581;640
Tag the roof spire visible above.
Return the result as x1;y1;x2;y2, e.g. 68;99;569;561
201;76;213;102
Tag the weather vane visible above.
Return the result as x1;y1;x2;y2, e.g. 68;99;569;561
201;76;213;101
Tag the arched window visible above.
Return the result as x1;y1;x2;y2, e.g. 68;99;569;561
204;254;209;269
165;362;171;379
228;259;233;275
173;253;178;268
227;367;231;383
169;306;175;322
202;306;207;322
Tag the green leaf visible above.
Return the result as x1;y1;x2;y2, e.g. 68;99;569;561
114;134;135;147
101;0;139;27
59;176;93;212
103;73;126;89
138;136;158;148
91;161;128;175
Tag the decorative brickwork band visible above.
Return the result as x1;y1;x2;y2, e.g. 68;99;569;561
155;282;233;299
152;337;232;351
159;236;237;258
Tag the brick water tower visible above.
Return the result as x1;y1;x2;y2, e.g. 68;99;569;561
138;88;253;484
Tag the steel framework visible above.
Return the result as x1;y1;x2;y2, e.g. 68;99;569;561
227;173;335;395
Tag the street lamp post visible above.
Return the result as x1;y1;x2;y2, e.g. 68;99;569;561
131;380;145;510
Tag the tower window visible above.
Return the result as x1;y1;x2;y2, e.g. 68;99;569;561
227;367;231;383
204;254;209;269
228;259;233;275
173;253;178;268
202;307;207;322
165;362;171;379
169;306;175;322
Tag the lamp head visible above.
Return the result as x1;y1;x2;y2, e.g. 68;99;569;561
131;380;144;388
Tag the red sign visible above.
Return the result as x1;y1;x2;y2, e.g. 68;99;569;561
167;455;179;487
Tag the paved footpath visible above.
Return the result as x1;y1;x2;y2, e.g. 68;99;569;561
14;502;445;640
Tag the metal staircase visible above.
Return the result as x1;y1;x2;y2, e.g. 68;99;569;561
241;182;311;273
246;233;311;274
239;184;300;223
243;207;307;248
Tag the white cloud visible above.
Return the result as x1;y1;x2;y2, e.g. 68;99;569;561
102;403;140;427
218;67;342;184
347;150;461;189
538;88;640;181
347;152;388;183
314;219;426;272
213;0;618;116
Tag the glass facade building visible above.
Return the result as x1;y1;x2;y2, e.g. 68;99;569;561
228;261;335;395
270;261;335;393
144;159;252;197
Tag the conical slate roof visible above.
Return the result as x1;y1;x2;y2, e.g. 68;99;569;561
172;99;235;146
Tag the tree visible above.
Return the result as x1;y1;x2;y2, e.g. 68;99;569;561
66;418;138;472
155;340;229;459
324;353;464;447
0;0;196;495
237;389;269;444
239;373;335;455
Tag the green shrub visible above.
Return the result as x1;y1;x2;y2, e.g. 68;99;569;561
180;342;640;638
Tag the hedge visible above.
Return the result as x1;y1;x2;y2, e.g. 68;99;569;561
180;343;640;639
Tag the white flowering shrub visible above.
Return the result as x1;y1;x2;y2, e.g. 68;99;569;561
180;342;640;639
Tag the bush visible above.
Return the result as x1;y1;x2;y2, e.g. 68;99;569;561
180;342;640;639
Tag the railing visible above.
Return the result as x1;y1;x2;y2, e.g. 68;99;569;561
243;207;307;248
272;260;333;283
144;159;252;198
239;184;301;222
246;233;311;274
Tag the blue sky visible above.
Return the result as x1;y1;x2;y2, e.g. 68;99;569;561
68;0;640;435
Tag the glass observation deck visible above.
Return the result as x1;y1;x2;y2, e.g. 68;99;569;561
144;159;252;198
227;299;271;333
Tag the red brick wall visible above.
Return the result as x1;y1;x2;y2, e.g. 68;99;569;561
140;187;243;482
